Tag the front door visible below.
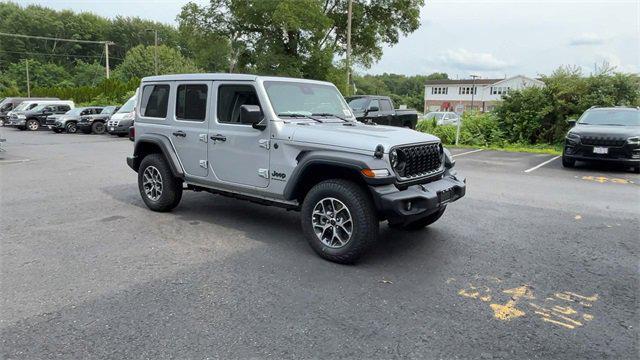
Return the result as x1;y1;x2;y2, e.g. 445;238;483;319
170;81;211;178
208;82;270;188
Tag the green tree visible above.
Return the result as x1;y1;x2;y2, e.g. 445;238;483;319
72;60;106;86
112;45;202;81
3;59;72;91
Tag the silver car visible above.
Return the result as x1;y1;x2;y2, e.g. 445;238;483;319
424;111;460;126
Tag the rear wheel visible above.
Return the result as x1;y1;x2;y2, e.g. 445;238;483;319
138;154;183;212
65;122;77;133
92;121;106;134
26;119;39;131
562;155;575;168
301;179;378;264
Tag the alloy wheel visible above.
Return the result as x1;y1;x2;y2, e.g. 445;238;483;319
142;165;163;201
311;197;353;248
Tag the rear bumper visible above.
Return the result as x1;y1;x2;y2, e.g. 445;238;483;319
370;170;466;224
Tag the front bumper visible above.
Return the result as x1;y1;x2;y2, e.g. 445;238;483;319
48;121;65;129
6;118;25;126
564;141;640;165
107;121;132;135
370;170;466;224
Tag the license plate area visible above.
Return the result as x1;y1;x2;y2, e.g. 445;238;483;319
437;187;455;204
593;147;608;154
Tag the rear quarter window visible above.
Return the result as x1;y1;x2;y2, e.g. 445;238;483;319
141;84;170;118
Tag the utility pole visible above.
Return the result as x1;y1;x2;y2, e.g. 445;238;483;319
104;41;115;79
146;29;159;75
345;0;353;95
25;59;30;97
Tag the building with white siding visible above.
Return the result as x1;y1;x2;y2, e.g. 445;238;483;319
424;75;545;113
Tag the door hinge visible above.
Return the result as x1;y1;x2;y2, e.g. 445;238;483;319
199;134;208;143
258;168;269;179
199;160;208;168
258;138;270;150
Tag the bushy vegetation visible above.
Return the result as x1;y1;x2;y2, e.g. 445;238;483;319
417;111;505;147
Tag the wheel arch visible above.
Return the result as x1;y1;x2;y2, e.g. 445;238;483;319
131;134;184;179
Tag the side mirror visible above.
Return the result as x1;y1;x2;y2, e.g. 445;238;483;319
239;104;265;130
367;106;379;113
566;119;576;127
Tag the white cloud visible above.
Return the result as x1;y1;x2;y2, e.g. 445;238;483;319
437;49;512;71
569;33;608;46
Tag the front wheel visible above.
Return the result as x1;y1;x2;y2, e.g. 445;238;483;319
138;153;183;212
562;155;575;168
65;122;77;133
26;119;39;131
92;121;106;134
301;179;378;264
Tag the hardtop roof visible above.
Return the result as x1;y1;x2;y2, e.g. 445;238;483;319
141;73;334;86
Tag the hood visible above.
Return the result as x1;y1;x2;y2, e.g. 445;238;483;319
287;121;439;152
570;124;640;138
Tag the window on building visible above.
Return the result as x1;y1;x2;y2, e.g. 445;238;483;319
431;87;448;95
141;84;170;118
176;84;208;121
459;86;476;95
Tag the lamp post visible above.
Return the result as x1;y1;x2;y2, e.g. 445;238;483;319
345;0;353;95
146;29;158;75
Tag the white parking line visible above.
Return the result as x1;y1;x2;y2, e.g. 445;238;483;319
452;149;484;158
524;156;560;173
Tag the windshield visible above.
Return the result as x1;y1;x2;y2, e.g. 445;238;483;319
101;106;116;114
14;102;33;111
579;109;640;126
116;97;136;113
31;104;49;112
345;97;369;110
426;112;445;120
264;81;354;120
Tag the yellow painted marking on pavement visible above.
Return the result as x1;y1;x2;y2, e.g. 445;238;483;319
541;317;575;329
458;286;480;299
489;285;534;321
583;314;594;321
565;292;598;302
582;176;632;185
551;306;577;315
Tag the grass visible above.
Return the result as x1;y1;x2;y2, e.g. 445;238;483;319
445;143;562;155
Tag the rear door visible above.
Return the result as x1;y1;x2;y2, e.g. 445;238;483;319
171;81;211;178
208;82;270;188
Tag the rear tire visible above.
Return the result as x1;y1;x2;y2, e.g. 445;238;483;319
138;153;183;212
390;207;446;231
92;121;106;134
65;122;77;133
26;119;39;131
562;155;575;168
301;179;378;264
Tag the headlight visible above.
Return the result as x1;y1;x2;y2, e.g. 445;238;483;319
566;132;581;144
17;114;25;119
389;149;398;168
122;112;135;120
628;136;640;145
389;148;407;176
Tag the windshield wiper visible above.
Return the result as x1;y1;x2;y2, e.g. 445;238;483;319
277;113;323;123
311;112;349;122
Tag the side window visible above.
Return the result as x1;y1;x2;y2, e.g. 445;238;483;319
45;106;56;112
176;84;208;121
58;105;70;113
380;99;393;112
217;84;261;124
141;84;170;118
81;109;90;116
369;99;380;111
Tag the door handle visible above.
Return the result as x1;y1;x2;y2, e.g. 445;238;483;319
172;130;186;137
210;134;226;142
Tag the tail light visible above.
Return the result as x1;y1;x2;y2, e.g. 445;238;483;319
128;126;135;142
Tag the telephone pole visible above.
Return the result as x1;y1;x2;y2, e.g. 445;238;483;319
104;41;114;79
146;29;159;75
345;0;353;95
25;59;30;97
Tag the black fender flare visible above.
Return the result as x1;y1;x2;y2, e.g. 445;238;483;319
282;151;394;201
130;133;185;179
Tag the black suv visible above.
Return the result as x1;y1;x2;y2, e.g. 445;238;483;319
562;107;640;173
77;106;120;134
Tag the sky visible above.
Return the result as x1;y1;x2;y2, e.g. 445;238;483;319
22;0;640;79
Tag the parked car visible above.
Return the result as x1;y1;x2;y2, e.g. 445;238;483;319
127;74;465;263
345;95;419;129
77;106;120;134
423;111;460;126
46;106;104;133
5;100;63;126
8;101;75;131
562;106;640;173
107;96;136;137
0;97;59;126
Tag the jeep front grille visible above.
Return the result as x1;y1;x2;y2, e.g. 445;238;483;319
581;136;626;147
393;142;443;180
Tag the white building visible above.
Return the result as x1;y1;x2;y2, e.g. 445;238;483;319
424;75;545;113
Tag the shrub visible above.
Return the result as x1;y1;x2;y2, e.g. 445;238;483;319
417;111;504;146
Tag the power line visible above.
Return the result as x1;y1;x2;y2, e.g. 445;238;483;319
0;32;113;45
0;50;123;61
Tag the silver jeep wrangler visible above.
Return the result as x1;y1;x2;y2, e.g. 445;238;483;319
127;74;466;263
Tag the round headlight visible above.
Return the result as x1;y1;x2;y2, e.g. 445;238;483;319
390;149;398;168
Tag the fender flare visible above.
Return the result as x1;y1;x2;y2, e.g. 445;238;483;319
131;133;185;178
282;151;394;201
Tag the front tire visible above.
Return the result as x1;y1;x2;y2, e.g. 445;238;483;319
138;154;183;212
92;121;106;134
301;179;378;264
65;122;77;133
26;119;39;131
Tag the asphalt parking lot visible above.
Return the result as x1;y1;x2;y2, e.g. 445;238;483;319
1;129;638;359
